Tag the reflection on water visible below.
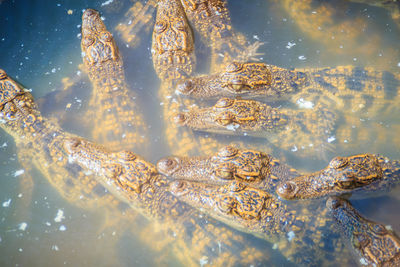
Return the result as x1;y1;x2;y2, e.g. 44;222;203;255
0;0;399;266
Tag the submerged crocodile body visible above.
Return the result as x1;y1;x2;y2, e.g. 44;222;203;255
276;154;400;200
64;136;354;266
81;9;148;153
327;197;400;266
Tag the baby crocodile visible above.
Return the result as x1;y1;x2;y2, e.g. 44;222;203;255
63;136;286;266
276;154;400;200
327;197;400;266
174;97;337;157
176;62;400;109
81;9;148;152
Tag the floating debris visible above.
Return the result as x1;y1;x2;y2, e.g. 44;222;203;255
2;199;11;207
14;169;25;177
18;222;28;231
54;209;65;222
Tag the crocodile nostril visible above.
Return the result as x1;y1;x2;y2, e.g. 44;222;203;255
83;9;97;18
276;181;297;199
157;157;180;175
174;113;187;125
63;138;81;153
326;197;341;210
176;80;193;95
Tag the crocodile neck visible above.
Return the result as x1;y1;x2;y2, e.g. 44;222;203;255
0;92;64;147
87;60;127;99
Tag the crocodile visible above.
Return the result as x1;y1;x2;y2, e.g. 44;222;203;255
175;62;400;111
274;0;400;70
173;97;338;157
276;154;400;200
327;196;400;266
81;9;148;153
61;136;292;266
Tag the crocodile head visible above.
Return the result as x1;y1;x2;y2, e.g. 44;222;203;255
63;137;156;195
81;9;120;66
151;0;195;81
327;197;400;266
276;154;384;200
157;145;271;185
175;62;306;98
0;69;26;110
174;97;288;135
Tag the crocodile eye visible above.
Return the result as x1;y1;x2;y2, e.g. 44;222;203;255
216;113;233;126
173;19;185;31
103;163;123;179
352;233;370;249
100;31;113;42
215;169;234;180
0;69;7;80
155;21;168;33
336;177;356;189
225;62;242;73
215;98;234;108
329;157;348;169
230;82;246;92
218;146;238;158
82;36;95;47
114;151;136;162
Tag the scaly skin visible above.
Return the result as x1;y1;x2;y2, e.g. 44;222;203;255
173;97;337;157
81;9;147;152
157;144;299;194
327;197;400;267
276;154;400;200
63;136;279;266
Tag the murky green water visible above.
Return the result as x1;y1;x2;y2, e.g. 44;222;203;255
0;0;399;266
